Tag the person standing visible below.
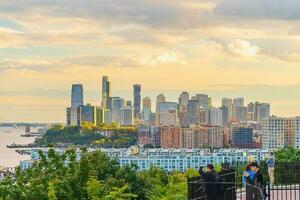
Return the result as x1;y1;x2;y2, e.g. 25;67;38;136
199;164;219;200
249;162;266;199
266;152;275;186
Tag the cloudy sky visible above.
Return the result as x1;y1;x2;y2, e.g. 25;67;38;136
1;0;300;122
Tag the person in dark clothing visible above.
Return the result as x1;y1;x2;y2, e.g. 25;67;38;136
249;162;267;199
198;164;219;200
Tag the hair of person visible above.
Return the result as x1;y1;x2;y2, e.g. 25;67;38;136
206;164;214;170
245;163;251;171
250;162;259;168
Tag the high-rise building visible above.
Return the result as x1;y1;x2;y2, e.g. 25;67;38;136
137;125;160;146
107;97;125;123
232;127;253;149
156;102;178;126
257;103;270;123
262;117;300;149
101;76;110;109
247;102;270;123
67;104;97;126
133;84;141;118
222;98;232;121
191;94;212;109
186;100;199;125
209;107;223;127
96;107;106;126
220;106;229;126
232;97;244;120
71;84;83;107
142;97;152;126
160;126;181;148
234;106;248;122
120;106;133;126
178;92;189;111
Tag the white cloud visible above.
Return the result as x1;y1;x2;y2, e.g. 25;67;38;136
140;52;186;67
227;39;260;57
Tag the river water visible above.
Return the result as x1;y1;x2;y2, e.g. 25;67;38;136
0;127;35;167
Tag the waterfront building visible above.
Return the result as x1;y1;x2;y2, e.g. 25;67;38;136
21;148;270;172
71;84;84;107
133;84;141;118
120;106;133;126
262;116;300;149
101;76;110;109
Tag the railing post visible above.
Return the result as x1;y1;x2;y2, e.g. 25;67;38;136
267;183;271;200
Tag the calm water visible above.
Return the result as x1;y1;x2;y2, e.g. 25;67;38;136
0;127;35;167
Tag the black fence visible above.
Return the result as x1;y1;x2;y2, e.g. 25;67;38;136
187;170;265;200
187;163;300;200
266;184;300;200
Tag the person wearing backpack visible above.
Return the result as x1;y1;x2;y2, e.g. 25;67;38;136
199;164;220;200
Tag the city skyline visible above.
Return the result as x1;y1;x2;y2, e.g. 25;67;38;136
1;1;300;122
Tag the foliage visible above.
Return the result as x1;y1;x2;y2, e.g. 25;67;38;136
0;149;189;200
36;125;137;148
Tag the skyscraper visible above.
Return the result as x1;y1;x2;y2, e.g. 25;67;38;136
178;92;189;111
101;76;110;109
142;97;152;126
120;106;134;126
71;84;83;107
133;84;141;118
232;97;244;120
186;100;199;125
108;97;125;123
222;98;232;121
191;94;212;109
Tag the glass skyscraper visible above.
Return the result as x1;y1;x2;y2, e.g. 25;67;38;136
101;76;110;109
133;84;141;118
71;84;83;107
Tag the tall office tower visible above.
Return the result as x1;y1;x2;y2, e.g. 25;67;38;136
257;103;270;123
209;107;223;127
222;98;232;121
108;97;125;123
133;84;141;118
186;100;199;125
120;106;133;126
232;97;244;120
155;94;166;124
191;94;212;109
178;92;189;126
68;104;97;126
143;97;151;111
71;84;84;107
96;107;106;126
80;104;97;125
235;106;248;122
156;102;178;126
232;127;253;148
220;106;229;126
261;117;300;149
142;97;152;126
101;76;110;109
160;126;181;148
178;92;189;111
156;94;166;104
247;102;270;123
